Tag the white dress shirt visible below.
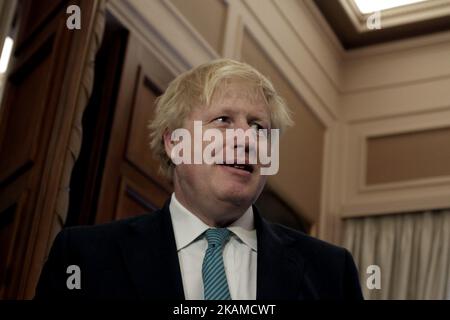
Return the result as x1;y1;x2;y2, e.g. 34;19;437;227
169;193;257;300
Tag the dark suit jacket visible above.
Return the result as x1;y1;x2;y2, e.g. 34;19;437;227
35;200;363;300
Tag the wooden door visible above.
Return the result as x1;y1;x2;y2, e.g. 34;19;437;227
0;0;102;299
95;35;173;224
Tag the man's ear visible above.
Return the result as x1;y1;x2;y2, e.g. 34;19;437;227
163;128;174;160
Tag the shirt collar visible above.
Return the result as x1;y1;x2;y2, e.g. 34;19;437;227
228;207;257;252
170;193;209;251
169;193;257;252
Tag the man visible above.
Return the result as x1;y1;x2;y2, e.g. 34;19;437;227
35;59;363;300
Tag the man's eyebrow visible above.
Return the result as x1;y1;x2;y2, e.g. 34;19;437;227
211;106;269;120
248;111;271;123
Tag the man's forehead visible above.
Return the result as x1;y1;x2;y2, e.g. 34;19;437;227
212;80;266;104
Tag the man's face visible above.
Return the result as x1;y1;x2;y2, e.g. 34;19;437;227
167;80;270;210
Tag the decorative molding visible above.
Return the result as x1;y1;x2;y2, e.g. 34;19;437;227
343;70;450;96
16;0;109;299
272;0;342;93
243;0;339;122
234;0;337;126
344;29;450;59
300;0;345;57
302;0;450;61
222;0;244;59
341;108;450;218
319;122;345;243
342;76;450;123
55;1;107;229
108;0;219;77
341;188;450;218
116;177;157;217
340;0;450;33
160;0;220;60
107;0;183;76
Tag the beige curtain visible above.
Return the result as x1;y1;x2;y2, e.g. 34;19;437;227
342;210;450;300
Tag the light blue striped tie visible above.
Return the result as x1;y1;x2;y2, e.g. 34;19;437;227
202;228;232;300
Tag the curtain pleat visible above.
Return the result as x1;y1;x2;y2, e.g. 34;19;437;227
342;210;450;299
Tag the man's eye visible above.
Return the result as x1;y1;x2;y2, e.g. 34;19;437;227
250;122;264;130
213;116;230;124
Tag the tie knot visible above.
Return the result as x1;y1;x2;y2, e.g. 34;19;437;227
205;228;231;248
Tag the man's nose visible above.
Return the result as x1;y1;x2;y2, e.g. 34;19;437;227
233;121;256;153
234;118;251;131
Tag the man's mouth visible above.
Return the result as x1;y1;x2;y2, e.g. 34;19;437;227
219;163;254;173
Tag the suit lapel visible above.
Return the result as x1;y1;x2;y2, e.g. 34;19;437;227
116;201;309;300
254;207;306;300
117;201;185;299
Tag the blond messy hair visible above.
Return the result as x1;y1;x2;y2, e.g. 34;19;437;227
148;58;293;180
